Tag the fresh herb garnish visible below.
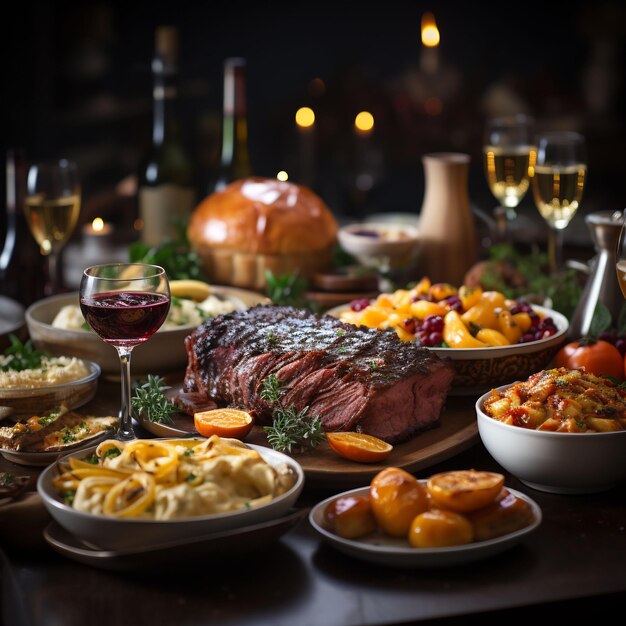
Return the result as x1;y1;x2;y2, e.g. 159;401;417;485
128;221;205;281
0;472;15;487
260;374;324;452
185;473;197;483
61;490;76;506
260;374;283;404
83;453;99;465
38;409;63;427
336;328;346;337
131;375;178;424
103;448;121;459
265;270;309;308
264;405;323;454
183;447;194;456
0;334;51;372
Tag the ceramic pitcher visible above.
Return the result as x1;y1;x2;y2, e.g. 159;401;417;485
417;153;477;285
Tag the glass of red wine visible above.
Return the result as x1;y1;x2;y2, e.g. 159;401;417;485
79;263;170;440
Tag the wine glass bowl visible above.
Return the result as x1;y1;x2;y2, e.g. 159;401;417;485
483;114;535;238
615;209;626;299
24;159;81;295
531;131;587;273
79;263;170;440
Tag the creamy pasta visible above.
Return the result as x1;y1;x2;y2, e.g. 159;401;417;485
53;436;296;519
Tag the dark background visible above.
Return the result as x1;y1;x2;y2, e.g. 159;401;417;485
1;0;625;298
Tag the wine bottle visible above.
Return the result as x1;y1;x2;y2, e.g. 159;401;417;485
138;26;196;247
213;57;252;193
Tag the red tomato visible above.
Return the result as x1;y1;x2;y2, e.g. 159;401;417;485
554;339;624;381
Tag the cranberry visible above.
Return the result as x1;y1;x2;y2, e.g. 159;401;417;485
410;294;431;303
529;312;540;328
428;332;443;346
403;318;418;334
615;338;626;355
443;296;463;312
600;332;618;344
350;298;371;312
509;305;522;315
520;333;535;343
422;315;444;333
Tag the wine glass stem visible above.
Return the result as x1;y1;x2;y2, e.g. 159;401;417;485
548;228;564;274
116;347;136;441
45;251;59;296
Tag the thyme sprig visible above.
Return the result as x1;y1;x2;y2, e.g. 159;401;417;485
260;374;324;453
131;375;178;424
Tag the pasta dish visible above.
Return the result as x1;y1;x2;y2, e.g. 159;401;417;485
483;367;626;432
53;436;296;519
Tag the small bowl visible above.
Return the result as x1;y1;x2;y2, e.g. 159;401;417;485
37;441;305;551
338;223;420;269
26;287;269;380
0;359;100;418
476;385;626;494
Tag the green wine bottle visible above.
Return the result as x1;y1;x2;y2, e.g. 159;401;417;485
138;26;195;247
213;57;253;192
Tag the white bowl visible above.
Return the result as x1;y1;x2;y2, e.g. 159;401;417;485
26;286;269;380
476;385;626;494
338;222;420;269
37;441;305;550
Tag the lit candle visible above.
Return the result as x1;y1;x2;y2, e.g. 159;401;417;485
82;217;114;259
420;12;440;75
295;106;316;187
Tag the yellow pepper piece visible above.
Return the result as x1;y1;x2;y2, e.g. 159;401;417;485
476;328;511;346
429;283;458;302
480;291;507;308
410;300;446;319
411;277;431;296
458;285;483;311
395;326;415;342
443;311;488;348
512;311;532;333
461;301;497;329
497;310;523;343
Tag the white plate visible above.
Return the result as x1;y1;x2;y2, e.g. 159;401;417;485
309;485;542;568
38;440;305;550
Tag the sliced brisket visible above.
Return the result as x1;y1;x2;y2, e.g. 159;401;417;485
182;305;454;443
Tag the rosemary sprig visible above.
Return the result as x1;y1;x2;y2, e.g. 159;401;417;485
260;374;323;453
263;405;323;454
260;374;283;404
131;374;178;424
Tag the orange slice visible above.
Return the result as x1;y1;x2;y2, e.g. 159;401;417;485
426;470;504;513
325;432;393;463
193;408;254;439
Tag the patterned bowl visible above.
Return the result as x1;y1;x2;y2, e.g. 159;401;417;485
431;305;569;394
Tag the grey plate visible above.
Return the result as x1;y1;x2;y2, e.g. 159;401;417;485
44;509;306;571
310;485;542;568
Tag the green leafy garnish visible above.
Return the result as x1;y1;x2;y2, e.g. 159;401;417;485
0;472;15;488
129;222;205;281
38;409;63;427
260;374;323;453
260;374;283;404
61;490;76;506
83;453;99;465
265;270;309;308
589;302;612;340
103;448;121;459
0;334;51;372
131;375;178;424
183;448;194;457
264;405;323;454
185;473;197;483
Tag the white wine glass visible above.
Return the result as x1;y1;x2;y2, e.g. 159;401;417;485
483;114;536;241
24;159;81;296
532;132;587;274
79;264;170;440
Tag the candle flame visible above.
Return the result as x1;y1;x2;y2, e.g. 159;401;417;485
92;217;104;232
295;107;315;128
421;12;440;47
276;170;289;181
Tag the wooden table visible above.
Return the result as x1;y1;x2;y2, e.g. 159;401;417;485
1;382;625;626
